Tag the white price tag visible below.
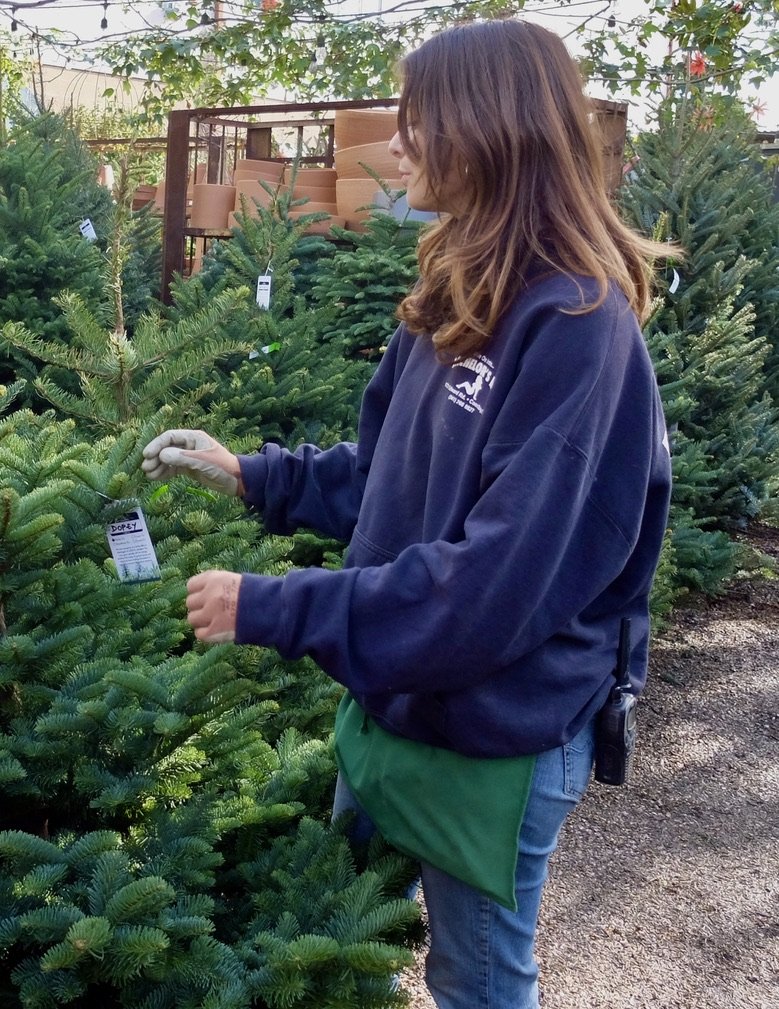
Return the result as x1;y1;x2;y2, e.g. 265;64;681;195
668;268;680;295
256;273;272;310
106;505;161;583
248;342;280;360
79;218;98;242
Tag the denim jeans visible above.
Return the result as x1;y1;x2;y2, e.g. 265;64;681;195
332;719;595;1009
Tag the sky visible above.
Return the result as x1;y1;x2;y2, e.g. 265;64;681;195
1;0;777;130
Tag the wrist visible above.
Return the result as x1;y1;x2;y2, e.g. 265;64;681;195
226;454;245;497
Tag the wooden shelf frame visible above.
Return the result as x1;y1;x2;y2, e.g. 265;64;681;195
160;97;399;302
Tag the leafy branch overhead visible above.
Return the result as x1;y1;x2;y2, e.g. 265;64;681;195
91;0;779;117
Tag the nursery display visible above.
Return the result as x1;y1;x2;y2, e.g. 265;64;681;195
0;77;778;1006
0;113;419;1009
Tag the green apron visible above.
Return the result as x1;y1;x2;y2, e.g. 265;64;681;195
334;694;537;911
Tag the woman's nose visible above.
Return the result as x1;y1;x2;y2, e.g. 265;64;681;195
388;131;404;160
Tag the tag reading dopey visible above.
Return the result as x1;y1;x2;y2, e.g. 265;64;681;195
256;273;272;310
106;505;161;583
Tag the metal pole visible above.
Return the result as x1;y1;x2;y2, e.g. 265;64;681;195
161;109;191;304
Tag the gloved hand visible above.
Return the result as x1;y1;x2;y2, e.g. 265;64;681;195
142;429;244;497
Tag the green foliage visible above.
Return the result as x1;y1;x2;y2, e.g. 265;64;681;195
1;285;253;436
169;200;370;448
624;100;779;392
0;410;417;1008
0;110;165;409
91;2;778;120
309;208;422;360
621;100;779;532
238;821;418;1009
0;109;109;373
578;0;777;98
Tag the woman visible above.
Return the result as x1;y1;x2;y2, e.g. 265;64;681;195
142;19;673;1009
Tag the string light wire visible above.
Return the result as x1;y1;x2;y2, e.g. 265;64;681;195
0;0;773;98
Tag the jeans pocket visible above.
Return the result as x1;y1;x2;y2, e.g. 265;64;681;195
562;722;595;800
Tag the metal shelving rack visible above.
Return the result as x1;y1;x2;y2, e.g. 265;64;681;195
158;96;627;302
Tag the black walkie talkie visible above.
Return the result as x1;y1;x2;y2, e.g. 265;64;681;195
594;618;638;786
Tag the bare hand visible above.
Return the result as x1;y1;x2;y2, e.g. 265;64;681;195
186;570;243;642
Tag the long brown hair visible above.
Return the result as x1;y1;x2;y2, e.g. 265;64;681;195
396;19;672;357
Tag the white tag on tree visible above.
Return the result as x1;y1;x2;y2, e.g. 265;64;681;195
106;505;161;583
79;218;98;241
668;268;681;295
256;273;272;310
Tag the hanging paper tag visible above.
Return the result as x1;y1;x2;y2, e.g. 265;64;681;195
256;273;272;310
668;268;680;295
79;218;98;242
106;504;161;583
248;341;280;360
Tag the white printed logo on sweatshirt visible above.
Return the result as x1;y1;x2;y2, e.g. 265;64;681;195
445;354;495;415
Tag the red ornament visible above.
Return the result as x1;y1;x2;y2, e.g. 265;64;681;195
262;0;279;10
689;52;707;77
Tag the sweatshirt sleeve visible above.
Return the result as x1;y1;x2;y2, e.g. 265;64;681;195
235;300;670;696
236;332;402;541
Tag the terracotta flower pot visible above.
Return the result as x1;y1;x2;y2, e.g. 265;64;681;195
288;210;346;235
132;183;157;210
233;167;288;185
334;142;399;181
336;177;404;223
190;184;237;229
235;158;286;183
288;200;339;215
293;167;337;187
292;183;337;204
188;249;203;275
234;179;282;210
334;109;398;151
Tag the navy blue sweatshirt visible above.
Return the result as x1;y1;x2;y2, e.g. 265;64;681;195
236;273;672;758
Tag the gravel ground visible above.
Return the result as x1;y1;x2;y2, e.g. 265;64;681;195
400;524;779;1009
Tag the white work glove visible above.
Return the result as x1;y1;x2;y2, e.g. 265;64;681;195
141;429;243;497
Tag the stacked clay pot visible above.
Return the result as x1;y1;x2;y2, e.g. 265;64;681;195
131;183;157;211
332;109;403;229
151;163;207;219
229;158;287;229
288;167;345;233
179;108;403;240
333;108;399;151
190;183;237;230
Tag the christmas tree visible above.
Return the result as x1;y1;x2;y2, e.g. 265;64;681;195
168;199;371;449
619;99;779;593
0;408;420;1008
0;110;164;401
309;207;422;361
